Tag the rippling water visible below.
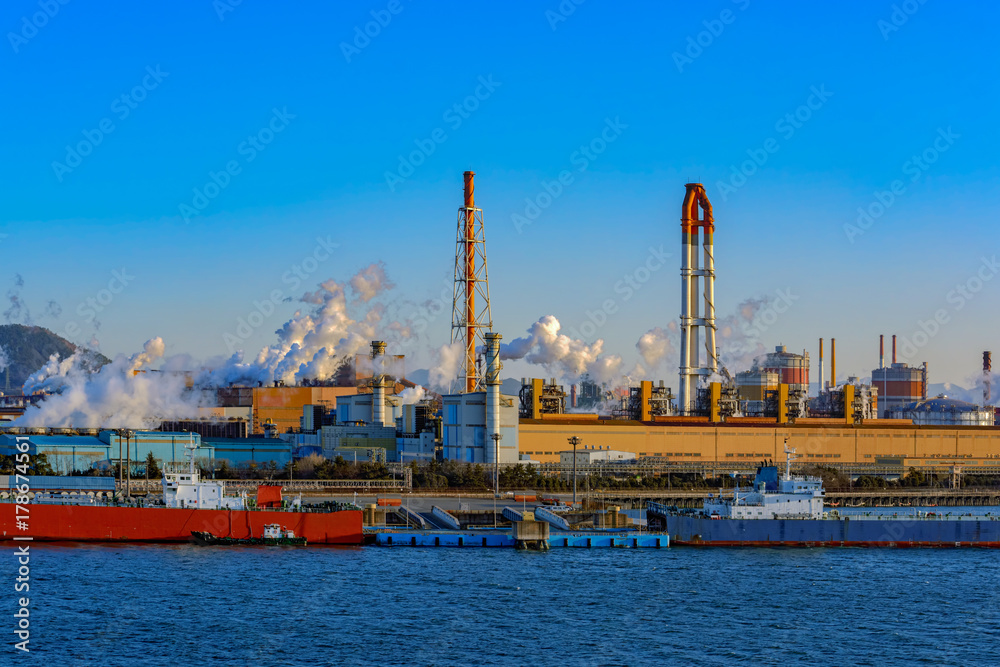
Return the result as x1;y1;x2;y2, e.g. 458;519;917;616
8;543;1000;666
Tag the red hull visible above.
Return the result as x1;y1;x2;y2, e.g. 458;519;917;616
0;504;363;545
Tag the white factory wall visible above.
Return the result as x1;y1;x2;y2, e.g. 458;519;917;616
441;392;518;464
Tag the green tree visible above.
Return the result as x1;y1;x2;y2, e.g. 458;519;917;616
144;451;161;479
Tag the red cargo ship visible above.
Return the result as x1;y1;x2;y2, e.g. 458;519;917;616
1;452;363;545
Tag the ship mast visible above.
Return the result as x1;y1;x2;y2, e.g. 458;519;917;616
783;438;798;481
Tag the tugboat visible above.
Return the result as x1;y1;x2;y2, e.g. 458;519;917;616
191;524;307;546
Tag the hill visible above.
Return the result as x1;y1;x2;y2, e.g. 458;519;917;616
0;324;110;393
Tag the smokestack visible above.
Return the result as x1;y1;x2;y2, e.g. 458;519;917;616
879;334;885;370
818;338;824;394
831;338;836;389
985;351;993;405
678;183;716;414
371;340;387;426
484;333;502;465
463;171;476;393
892;335;897;365
571;384;577;408
922;361;928;400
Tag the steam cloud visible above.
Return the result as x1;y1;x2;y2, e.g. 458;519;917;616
500;315;623;383
17;337;204;428
4;274;31;324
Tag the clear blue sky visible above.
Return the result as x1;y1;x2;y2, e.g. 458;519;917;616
2;0;998;387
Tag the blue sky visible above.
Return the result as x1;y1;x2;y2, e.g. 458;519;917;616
2;0;998;387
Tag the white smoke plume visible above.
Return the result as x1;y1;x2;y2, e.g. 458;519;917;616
715;297;770;373
636;325;676;368
197;263;396;387
398;385;426;405
501;315;623;383
16;337;204;428
0;345;8;371
349;261;395;303
429;341;465;391
4;274;31;324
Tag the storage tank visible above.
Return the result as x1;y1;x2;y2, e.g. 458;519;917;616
872;362;926;418
760;346;809;394
886;395;994;426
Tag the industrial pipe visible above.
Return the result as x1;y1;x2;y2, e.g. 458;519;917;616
678;183;716;414
371;340;387;426
484;333;502;466
463;171;476;393
831;338;836;389
818;338;824;393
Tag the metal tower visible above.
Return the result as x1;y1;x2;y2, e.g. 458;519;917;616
451;170;493;393
678;183;717;414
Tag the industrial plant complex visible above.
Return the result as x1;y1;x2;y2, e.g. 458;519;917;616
2;178;998;482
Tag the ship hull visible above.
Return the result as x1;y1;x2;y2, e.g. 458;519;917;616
663;515;1000;547
0;504;363;545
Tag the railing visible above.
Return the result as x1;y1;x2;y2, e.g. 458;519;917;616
116;478;411;493
431;506;461;530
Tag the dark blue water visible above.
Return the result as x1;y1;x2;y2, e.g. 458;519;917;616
7;543;1000;666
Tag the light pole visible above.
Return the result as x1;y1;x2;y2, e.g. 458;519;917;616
568;436;582;506
490;433;502;498
113;428;135;500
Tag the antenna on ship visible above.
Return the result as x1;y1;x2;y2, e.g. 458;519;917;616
783;438;798;480
186;433;197;476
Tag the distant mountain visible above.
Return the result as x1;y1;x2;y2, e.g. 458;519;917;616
0;324;110;393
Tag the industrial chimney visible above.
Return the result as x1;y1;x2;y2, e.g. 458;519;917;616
678;183;717;413
879;334;885;370
370;340;387;426
830;338;836;389
985;351;992;405
818;338;825;394
484;332;502;465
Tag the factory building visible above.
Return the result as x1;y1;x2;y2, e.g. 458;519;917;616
216;385;358;434
0;430;293;474
887;396;995;427
870;334;928;418
519;419;1000;468
559;446;634;466
441;333;519;464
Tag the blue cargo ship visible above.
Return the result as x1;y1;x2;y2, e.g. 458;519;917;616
647;446;1000;547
